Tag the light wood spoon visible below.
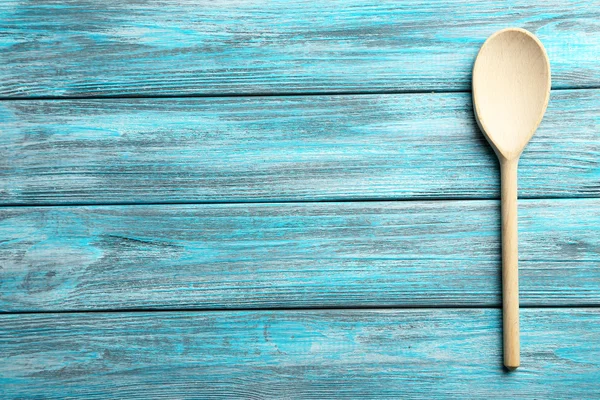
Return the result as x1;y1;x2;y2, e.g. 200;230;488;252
472;28;551;370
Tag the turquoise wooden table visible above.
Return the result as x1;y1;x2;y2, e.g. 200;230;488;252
1;1;600;398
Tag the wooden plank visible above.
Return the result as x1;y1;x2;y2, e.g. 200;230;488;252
2;199;599;312
1;1;599;97
1;309;599;398
2;90;599;205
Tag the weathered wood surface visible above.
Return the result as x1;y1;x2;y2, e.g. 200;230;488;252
2;199;599;312
1;309;599;399
2;1;600;97
2;89;599;205
2;0;599;395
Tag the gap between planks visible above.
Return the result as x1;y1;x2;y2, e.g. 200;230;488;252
0;85;597;102
2;305;600;316
3;195;600;209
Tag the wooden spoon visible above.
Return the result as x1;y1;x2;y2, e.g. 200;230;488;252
472;28;551;370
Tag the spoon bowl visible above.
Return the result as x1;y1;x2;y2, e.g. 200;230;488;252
472;28;551;370
473;28;551;160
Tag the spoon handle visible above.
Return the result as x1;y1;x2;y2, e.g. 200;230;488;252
500;158;520;369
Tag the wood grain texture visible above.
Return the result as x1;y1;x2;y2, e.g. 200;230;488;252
2;0;600;97
2;199;599;312
2;89;599;205
1;309;599;399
